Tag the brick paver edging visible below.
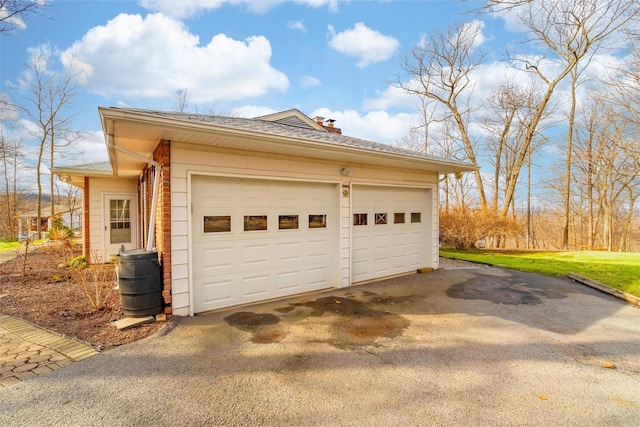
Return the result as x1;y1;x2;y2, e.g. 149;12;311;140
0;314;99;387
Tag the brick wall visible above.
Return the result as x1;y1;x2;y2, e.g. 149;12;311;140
153;140;172;318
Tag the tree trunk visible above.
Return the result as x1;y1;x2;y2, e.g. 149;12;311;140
618;187;635;252
562;69;578;250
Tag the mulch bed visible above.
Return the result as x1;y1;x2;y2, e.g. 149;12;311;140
0;241;163;351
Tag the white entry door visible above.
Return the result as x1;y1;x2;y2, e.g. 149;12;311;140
351;185;431;283
103;193;138;259
191;176;338;313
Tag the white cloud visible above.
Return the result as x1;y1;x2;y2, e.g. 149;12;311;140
461;20;486;49
0;3;28;30
300;75;321;88
328;23;399;68
65;131;109;164
139;0;227;19
139;0;339;19
60;13;288;103
0;92;20;121
232;105;278;118
311;108;418;144
288;20;307;32
363;85;415;110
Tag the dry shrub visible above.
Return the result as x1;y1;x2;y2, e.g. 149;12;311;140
47;228;75;265
440;208;522;250
70;255;117;310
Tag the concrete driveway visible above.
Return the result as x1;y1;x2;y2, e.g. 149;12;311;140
1;263;638;426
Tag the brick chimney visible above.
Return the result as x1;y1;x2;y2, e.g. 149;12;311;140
313;116;342;134
323;118;342;134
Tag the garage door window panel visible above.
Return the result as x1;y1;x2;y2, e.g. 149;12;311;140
354;213;367;226
244;215;268;231
278;215;299;230
204;215;231;233
375;213;387;225
411;212;422;223
309;214;327;229
394;213;405;224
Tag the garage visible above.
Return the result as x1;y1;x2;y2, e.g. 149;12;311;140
65;107;476;316
191;176;339;313
352;185;432;283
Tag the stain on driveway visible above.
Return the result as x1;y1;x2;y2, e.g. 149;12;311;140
225;296;410;349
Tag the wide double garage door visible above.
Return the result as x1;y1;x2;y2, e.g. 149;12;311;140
191;176;338;313
191;177;431;313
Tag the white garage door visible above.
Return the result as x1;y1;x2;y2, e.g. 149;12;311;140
352;185;430;283
191;176;338;313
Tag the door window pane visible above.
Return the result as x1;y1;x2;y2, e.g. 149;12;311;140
375;213;387;225
110;199;131;244
411;212;421;223
394;213;405;224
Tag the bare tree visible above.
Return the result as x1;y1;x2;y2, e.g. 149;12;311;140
479;79;550;215
56;181;81;231
0;126;23;238
395;21;490;210
483;0;639;219
572;93;639;251
174;88;189;112
9;50;79;239
0;0;43;35
572;95;603;248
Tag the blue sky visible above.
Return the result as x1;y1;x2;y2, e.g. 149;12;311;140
1;0;491;161
1;0;631;199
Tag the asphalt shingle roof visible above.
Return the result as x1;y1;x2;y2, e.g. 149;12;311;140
113;107;463;164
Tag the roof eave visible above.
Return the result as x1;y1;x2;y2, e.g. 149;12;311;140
98;107;478;174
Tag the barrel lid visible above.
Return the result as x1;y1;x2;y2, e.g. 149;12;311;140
119;249;158;259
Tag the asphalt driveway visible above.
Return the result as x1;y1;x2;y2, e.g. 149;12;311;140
1;263;638;426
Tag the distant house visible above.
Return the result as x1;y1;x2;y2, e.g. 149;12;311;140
53;108;476;317
17;205;76;240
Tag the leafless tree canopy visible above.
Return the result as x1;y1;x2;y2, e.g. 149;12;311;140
396;0;640;250
0;0;42;35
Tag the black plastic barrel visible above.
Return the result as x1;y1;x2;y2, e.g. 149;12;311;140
118;249;163;317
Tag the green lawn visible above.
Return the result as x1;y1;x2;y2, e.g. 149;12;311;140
0;241;21;252
440;248;640;297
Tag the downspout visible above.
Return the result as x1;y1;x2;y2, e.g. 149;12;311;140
107;135;160;252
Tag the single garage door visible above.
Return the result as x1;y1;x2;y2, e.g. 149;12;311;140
191;176;338;313
352;185;431;283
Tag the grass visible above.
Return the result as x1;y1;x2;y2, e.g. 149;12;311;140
440;248;640;297
0;241;22;252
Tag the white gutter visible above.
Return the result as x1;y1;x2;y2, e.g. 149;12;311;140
107;134;160;252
